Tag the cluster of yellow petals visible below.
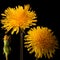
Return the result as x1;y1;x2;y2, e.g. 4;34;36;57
24;26;59;59
1;4;37;34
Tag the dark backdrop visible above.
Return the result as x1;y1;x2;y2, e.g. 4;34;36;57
0;0;60;60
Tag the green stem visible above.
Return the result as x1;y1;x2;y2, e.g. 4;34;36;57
6;54;8;60
20;30;23;60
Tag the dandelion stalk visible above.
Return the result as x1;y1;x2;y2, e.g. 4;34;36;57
6;54;8;60
20;29;24;60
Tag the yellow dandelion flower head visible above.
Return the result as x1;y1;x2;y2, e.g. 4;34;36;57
24;26;59;59
1;4;37;34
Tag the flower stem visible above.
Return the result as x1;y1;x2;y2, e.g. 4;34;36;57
20;29;23;60
6;54;8;60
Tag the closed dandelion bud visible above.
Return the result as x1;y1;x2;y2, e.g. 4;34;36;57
24;26;59;59
3;35;11;60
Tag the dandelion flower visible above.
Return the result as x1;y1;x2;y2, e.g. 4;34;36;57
24;26;59;59
1;4;37;34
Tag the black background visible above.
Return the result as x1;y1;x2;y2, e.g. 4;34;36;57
0;0;60;60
